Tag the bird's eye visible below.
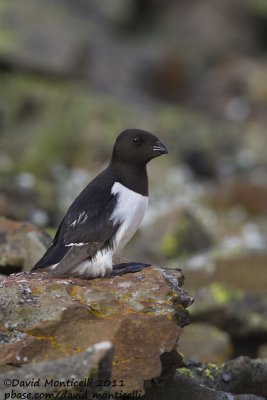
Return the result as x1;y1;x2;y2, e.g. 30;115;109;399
133;137;141;144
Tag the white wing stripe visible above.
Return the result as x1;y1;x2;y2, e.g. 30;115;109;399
65;242;88;247
69;211;88;228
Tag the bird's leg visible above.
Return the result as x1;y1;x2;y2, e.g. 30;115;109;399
110;262;151;277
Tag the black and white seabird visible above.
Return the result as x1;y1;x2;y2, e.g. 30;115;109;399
31;129;168;278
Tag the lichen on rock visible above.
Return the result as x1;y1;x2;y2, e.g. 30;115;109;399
0;265;193;393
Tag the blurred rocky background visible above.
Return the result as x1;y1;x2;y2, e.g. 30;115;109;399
0;0;267;398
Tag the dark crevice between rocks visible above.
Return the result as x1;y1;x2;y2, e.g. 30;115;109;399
0;58;14;73
0;266;23;276
232;335;267;359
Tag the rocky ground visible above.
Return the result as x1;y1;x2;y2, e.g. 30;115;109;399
0;239;193;395
1;0;267;398
0;218;266;399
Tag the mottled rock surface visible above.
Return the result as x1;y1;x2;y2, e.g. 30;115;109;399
179;356;267;399
142;368;265;400
0;341;113;398
123;207;213;265
0;266;193;393
0;218;50;273
190;283;267;338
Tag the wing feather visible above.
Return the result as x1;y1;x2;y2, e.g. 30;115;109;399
49;242;102;277
32;174;120;272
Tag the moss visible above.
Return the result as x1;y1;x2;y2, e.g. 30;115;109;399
0;3;19;53
161;233;177;259
177;367;195;379
160;211;212;260
0;257;8;266
178;362;224;389
246;0;267;16
203;364;217;381
209;283;234;305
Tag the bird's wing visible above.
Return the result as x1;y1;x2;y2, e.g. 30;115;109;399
32;217;66;270
45;189;120;277
63;188;119;245
48;241;102;277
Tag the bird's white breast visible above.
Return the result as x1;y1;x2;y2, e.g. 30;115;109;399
111;182;148;252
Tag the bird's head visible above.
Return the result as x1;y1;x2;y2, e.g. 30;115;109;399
111;129;168;166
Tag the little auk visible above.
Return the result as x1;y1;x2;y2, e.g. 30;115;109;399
31;129;168;278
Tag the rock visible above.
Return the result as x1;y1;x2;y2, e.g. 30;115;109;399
183;147;219;180
258;344;267;358
190;283;267;338
0;341;113;398
183;252;267;293
0;218;51;273
0;363;17;374
0;185;50;226
212;181;267;215
218;357;267;397
234;397;264;400
124;207;213;264
179;322;233;363
142;368;265;400
0;266;193;393
0;0;90;77
142;54;188;102
0;186;40;222
180;356;267;399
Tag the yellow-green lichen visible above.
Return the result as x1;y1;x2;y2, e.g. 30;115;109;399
27;331;75;355
209;283;234;305
68;286;85;304
177;367;195;379
161;233;177;259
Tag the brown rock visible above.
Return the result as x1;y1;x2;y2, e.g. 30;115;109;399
212;181;267;215
184;252;267;293
179;322;233;364
0;266;193;393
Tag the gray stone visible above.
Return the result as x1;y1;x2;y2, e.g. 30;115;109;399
0;341;113;397
190;284;267;338
0;218;51;273
0;0;90;77
179;356;267;399
142;370;265;400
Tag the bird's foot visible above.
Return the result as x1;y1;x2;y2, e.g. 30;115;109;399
110;262;151;277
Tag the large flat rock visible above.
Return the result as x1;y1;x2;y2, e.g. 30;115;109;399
0;266;193;393
0;341;113;398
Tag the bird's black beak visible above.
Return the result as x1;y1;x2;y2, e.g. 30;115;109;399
152;140;168;155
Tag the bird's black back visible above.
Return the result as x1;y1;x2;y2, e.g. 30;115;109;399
32;162;148;269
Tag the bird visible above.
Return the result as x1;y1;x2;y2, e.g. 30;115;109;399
31;128;168;279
